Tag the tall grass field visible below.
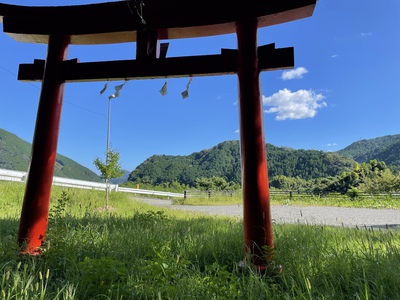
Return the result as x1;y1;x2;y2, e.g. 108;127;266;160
0;181;399;299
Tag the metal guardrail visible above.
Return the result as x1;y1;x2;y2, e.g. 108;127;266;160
0;169;27;182
2;168;398;199
0;168;118;191
0;168;184;198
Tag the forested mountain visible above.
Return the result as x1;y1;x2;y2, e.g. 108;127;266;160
129;140;241;187
5;123;397;187
128;140;356;187
267;144;355;179
336;134;400;172
0;128;101;181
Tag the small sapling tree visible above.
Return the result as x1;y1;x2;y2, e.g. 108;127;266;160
93;148;124;209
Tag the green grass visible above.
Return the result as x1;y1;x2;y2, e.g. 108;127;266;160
0;181;400;299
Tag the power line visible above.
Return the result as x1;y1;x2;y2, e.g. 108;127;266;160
64;101;106;117
0;64;41;90
0;63;106;117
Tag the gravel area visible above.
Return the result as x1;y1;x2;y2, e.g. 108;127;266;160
133;197;400;230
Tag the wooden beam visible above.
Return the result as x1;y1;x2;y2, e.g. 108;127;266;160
0;0;316;44
18;44;294;82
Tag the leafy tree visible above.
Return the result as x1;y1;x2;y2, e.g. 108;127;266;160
358;168;400;193
329;159;400;194
270;175;308;191
196;177;213;190
93;148;124;208
312;176;338;195
195;176;239;191
310;160;394;195
210;176;229;190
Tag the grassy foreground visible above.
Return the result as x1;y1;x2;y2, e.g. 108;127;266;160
0;181;399;299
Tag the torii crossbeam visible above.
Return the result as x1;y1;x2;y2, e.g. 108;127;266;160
0;0;317;269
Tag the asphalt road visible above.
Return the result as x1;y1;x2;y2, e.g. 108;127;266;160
133;197;400;230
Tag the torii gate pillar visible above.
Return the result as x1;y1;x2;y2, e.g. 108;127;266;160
17;35;70;254
236;20;273;267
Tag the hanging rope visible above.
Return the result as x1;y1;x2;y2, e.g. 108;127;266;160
126;0;146;25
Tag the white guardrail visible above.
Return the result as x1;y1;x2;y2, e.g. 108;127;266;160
0;168;184;198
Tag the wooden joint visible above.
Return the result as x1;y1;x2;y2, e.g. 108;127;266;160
258;43;294;71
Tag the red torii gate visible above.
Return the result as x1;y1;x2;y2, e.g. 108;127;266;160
0;0;316;269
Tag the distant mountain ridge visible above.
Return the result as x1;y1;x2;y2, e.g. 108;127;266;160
128;140;356;186
337;134;400;172
0;128;101;181
128;134;400;187
4;126;398;186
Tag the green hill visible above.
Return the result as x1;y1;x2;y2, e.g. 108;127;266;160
336;134;400;172
128;140;356;187
0;128;100;181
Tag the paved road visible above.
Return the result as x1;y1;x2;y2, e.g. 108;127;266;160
133;197;400;230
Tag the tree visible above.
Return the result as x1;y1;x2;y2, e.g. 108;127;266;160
359;168;399;193
93;148;124;209
195;177;214;190
195;176;239;191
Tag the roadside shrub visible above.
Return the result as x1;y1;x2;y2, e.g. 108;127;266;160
347;188;360;200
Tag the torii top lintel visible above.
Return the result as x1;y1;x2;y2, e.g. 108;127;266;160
0;0;316;45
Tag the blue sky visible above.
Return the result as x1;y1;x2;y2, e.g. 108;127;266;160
1;0;399;174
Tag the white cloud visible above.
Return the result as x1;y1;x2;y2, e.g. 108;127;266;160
361;32;372;37
331;54;338;58
327;143;338;147
262;89;326;121
234;130;239;134
281;67;308;80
